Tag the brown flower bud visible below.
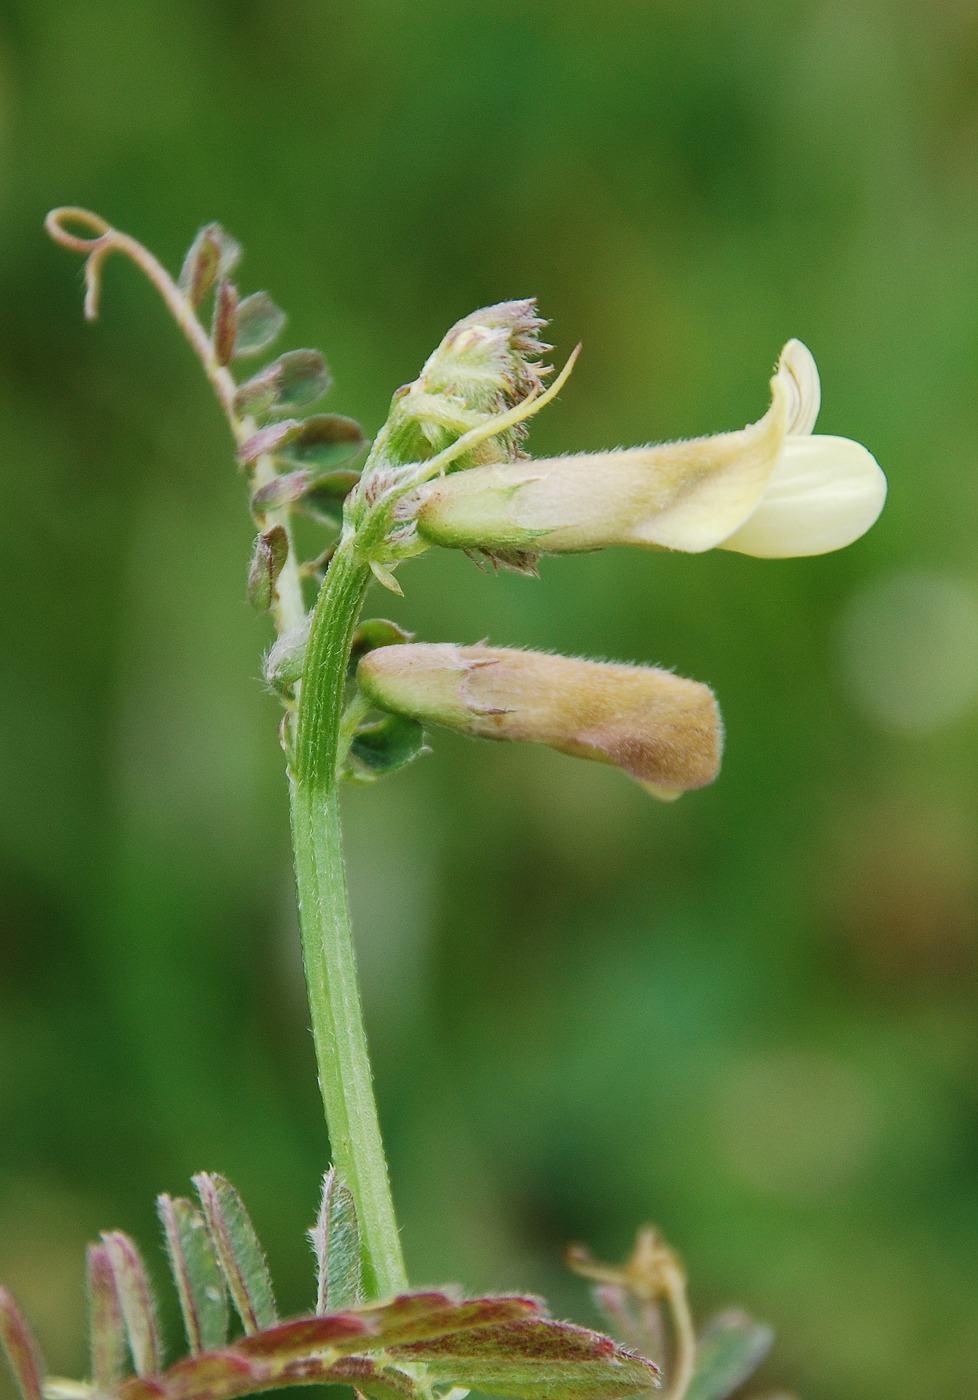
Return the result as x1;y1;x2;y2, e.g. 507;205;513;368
358;644;722;799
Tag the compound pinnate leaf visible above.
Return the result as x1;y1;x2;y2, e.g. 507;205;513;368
685;1311;774;1400
309;1168;363;1314
349;713;426;779
62;1288;650;1400
251;470;311;514
390;1316;659;1400
237;421;302;466
246;527;289;613
234;352;331;420
273;350;332;411
178;225;241;308
87;1242;128;1388
0;1287;45;1400
234;294;286;358
212;281;239;367
157;1195;229;1356
280;414;366;470
101;1232;163;1378
297;469;360;526
192;1175;277;1335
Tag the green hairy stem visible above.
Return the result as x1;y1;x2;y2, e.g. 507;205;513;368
290;540;407;1299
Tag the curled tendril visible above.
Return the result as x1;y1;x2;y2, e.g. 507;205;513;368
46;208;132;320
45;206;235;417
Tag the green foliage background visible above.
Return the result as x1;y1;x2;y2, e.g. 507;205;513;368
2;3;978;1398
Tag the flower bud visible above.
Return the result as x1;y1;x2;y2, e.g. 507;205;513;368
357;644;722;799
382;300;552;468
415;340;886;559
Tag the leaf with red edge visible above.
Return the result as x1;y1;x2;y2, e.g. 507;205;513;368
309;1168;362;1314
117;1345;420;1400
87;1241;128;1388
233;352;331;420
0;1287;45;1400
158;1195;229;1356
102;1232;163;1378
237;421;302;466
234;294;286;358
354;1291;542;1349
233;1311;375;1361
212;281;239;366
391;1316;660;1400
192;1175;277;1336
178;225;240;308
280;415;366;471
119;1350;260;1400
308;1357;416;1400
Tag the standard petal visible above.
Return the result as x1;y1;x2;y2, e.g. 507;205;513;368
718;434;887;558
779;338;821;436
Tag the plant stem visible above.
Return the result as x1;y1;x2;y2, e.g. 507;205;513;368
290;537;407;1300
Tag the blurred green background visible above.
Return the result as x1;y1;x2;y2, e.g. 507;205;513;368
2;2;978;1398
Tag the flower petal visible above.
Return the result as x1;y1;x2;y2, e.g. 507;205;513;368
718;434;886;558
417;365;793;555
780;338;821;436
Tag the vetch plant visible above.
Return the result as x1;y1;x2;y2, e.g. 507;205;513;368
0;209;885;1400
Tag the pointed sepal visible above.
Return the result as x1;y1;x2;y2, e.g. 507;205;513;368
347;713;426;781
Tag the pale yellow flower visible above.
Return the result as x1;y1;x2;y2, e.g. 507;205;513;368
415;340;885;559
